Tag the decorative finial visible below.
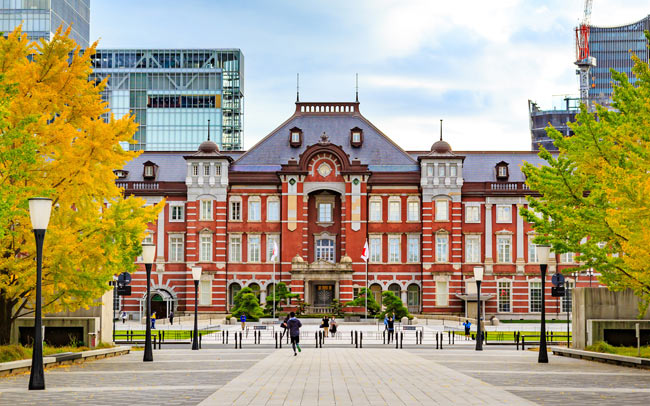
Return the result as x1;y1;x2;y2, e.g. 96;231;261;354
355;73;359;103
319;131;330;144
440;119;443;141
207;119;211;141
296;73;300;103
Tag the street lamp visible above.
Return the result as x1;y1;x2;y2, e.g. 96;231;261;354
536;244;551;363
191;266;202;350
473;266;484;351
28;197;52;391
142;243;156;362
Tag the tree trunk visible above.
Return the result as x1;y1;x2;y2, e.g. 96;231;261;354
0;293;16;345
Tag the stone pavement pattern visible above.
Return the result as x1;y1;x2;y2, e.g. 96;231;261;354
1;346;650;405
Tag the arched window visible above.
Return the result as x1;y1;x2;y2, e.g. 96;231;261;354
370;283;383;307
407;284;420;308
316;238;335;262
249;283;261;301
229;283;241;307
388;283;401;297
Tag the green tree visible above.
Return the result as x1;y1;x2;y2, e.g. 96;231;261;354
521;32;650;314
230;287;264;321
378;291;410;320
263;282;298;315
344;287;380;315
0;27;161;344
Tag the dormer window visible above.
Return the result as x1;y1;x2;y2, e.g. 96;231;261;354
350;127;363;147
114;170;128;179
143;161;157;180
192;164;199;176
289;126;303;147
496;161;509;180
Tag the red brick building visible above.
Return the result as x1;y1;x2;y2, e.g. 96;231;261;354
116;101;595;320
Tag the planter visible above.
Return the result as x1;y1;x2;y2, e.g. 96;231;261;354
343;306;366;314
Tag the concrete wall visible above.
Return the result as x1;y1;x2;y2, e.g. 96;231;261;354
572;288;650;349
13;317;99;347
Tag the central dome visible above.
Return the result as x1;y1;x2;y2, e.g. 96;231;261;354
198;140;219;154
431;139;452;154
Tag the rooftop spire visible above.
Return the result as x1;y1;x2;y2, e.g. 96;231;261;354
207;119;211;141
440;119;443;141
296;73;300;103
355;73;359;103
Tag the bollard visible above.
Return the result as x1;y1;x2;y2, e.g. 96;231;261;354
360;332;363;349
153;335;156;350
240;332;243;349
286;331;289;345
279;332;282;348
222;331;225;344
162;330;165;342
383;330;386;345
485;331;488;344
315;332;319;348
521;336;525;351
320;331;323;348
351;331;354;345
452;330;455;345
199;333;202;349
400;332;403;349
355;331;358;348
234;332;238;349
440;333;443;350
275;332;278;349
226;330;229;344
436;332;439;349
448;331;451;345
395;331;399;349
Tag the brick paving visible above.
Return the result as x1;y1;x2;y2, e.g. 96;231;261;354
1;345;649;405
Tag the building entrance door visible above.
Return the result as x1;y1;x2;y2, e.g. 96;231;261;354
314;284;335;307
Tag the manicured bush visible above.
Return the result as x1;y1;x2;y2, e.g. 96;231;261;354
230;287;264;321
344;288;380;315
378;291;411;320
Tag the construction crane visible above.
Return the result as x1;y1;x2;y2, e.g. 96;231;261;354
575;0;596;109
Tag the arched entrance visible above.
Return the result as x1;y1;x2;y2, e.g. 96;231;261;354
151;293;167;320
407;284;420;314
138;288;177;321
229;282;241;309
388;283;401;298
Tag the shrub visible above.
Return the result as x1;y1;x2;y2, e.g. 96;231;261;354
378;291;411;320
344;288;380;315
230;287;264;321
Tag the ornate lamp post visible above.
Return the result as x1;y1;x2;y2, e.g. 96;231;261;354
473;266;484;351
537;244;551;363
28;197;52;391
142;243;156;362
191;266;202;350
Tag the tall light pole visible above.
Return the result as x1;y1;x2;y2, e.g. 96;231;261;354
537;245;551;363
142;243;156;362
473;266;484;351
191;266;202;350
28;197;52;391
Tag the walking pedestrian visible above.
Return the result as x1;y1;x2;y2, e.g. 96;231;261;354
329;317;337;337
121;310;127;324
321;315;330;338
151;312;157;329
383;314;388;331
240;313;246;330
169;311;174;326
287;312;302;356
463;320;471;340
280;314;290;339
387;316;395;343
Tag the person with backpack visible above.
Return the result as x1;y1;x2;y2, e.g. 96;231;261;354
286;312;302;356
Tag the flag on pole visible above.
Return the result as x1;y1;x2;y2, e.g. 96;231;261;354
271;240;279;262
361;239;369;262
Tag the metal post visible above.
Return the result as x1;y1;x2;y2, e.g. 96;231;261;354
28;229;46;390
436;333;439;349
395;331;399;349
226;330;229;344
360;332;363;348
383;330;386;345
400;332;403;349
239;332;243;349
365;260;368;321
272;261;276;320
539;264;549;363
315;332;318;348
476;280;483;351
143;263;153;362
192;279;199;350
566;280;570;348
355;331;358;348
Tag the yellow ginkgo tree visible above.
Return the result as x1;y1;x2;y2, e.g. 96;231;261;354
0;27;162;344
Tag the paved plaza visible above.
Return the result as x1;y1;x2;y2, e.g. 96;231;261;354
1;345;649;405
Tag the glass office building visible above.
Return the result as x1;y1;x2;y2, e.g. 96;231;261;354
0;0;89;48
91;49;244;151
589;15;650;106
529;97;580;151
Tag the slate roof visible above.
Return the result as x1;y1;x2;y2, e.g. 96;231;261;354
232;113;420;172
120;151;244;182
409;151;554;182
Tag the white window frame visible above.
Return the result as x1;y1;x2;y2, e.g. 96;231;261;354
199;232;212;262
560;252;575;264
215;164;222;176
199;278;211;306
192;164;199;177
407;198;420;222
369;197;382;222
291;131;300;143
266;234;280;262
465;235;481;263
315;236;336;262
436;281;449;306
496;235;512;263
528;238;539;263
438;165;445;177
407;235;420;263
352;131;361;143
248;197;261;222
427;165;434;177
169;203;184;222
498;165;507;177
144;165;154;177
497;280;512;313
168;234;184;263
529;280;543;313
496;204;512;223
465;205;480;223
435;233;449;263
449;164;457;177
388;235;401;263
203;164;210;176
229;197;242;221
369;235;382;263
388;197;401;222
267;197;280;222
200;200;213;221
247;234;261;263
229;234;242;262
435;199;449;221
318;202;333;223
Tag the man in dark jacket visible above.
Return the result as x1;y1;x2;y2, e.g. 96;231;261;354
286;312;302;356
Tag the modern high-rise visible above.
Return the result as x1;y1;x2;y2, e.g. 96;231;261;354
588;14;650;106
0;0;90;48
529;97;580;151
91;49;244;151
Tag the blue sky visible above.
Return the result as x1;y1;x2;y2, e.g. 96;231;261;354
91;0;650;151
